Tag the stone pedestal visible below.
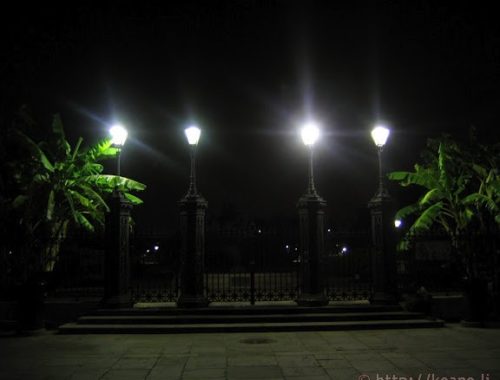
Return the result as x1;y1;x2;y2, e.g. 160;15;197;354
177;195;209;308
296;193;329;307
102;192;133;308
368;192;398;304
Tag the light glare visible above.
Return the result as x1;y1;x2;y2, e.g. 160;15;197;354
185;126;201;145
371;125;390;147
110;124;128;146
394;219;402;228
300;122;320;146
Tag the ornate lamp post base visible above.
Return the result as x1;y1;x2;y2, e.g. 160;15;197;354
296;193;329;307
102;192;133;308
177;194;209;308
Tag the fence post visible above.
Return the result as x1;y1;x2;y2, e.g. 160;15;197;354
296;194;329;306
177;195;209;308
102;192;133;308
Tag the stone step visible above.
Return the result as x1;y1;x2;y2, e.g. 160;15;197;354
89;304;402;316
77;311;425;325
59;318;444;334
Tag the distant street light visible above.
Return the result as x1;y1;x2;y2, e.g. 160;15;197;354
371;125;390;198
300;122;320;196
184;125;201;196
109;124;128;176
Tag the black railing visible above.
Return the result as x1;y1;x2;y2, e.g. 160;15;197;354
129;231;180;303
10;225;494;304
396;231;499;295
323;230;373;300
53;232;106;297
205;225;300;303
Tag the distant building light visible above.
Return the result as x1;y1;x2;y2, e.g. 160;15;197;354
285;245;289;249
394;219;402;228
146;249;150;253
258;229;262;234
154;245;159;251
341;246;348;255
327;228;331;233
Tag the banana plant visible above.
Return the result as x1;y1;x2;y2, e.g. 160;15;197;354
389;136;498;278
9;114;146;272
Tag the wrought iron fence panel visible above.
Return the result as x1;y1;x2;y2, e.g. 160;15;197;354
129;232;180;303
323;230;373;300
53;232;105;297
205;225;300;303
396;231;499;294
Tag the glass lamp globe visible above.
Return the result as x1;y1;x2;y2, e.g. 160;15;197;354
185;126;201;145
301;122;320;146
110;124;128;146
371;125;390;147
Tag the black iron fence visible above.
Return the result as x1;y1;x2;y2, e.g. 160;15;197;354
5;226;496;304
53;232;106;297
129;232;180;303
323;230;372;300
205;224;300;303
396;231;500;295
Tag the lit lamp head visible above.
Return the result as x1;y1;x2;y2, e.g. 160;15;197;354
371;125;390;148
109;124;128;147
184;125;201;146
300;122;320;146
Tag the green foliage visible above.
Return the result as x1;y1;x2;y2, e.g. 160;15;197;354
389;133;499;254
6;112;146;271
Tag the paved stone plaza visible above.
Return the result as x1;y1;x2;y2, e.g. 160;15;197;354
1;325;500;380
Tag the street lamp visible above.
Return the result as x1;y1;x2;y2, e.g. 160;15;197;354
300;122;320;196
184;125;201;197
296;121;328;306
368;124;397;304
109;124;128;176
370;125;390;199
177;124;208;307
103;123;131;308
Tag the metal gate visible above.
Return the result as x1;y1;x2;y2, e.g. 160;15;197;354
130;232;180;303
129;226;373;303
205;225;300;303
323;230;372;300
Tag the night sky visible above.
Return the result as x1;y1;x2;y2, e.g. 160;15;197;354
3;2;500;231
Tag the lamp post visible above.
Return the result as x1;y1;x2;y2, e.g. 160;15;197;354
184;126;201;196
371;126;390;200
296;122;328;307
368;125;397;304
109;124;128;176
102;124;132;308
301;122;320;196
177;125;209;308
